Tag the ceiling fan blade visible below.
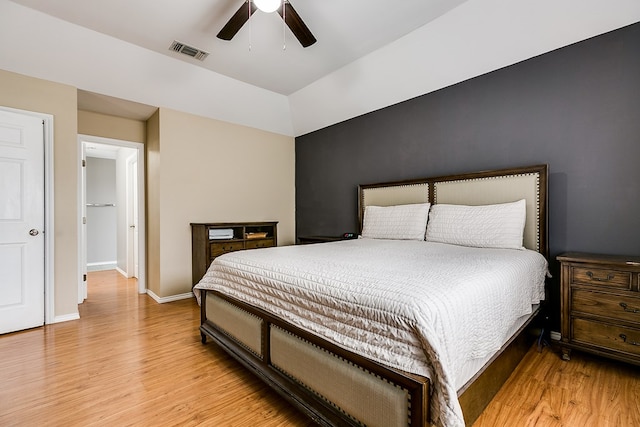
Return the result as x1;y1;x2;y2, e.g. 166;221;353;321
277;1;317;48
217;1;256;41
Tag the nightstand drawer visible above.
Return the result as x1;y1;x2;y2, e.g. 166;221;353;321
573;318;640;357
571;266;632;290
572;290;640;325
211;241;244;256
245;239;275;250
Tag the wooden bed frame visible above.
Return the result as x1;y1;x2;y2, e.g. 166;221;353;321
199;164;548;427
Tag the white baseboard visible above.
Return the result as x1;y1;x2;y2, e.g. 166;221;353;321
115;266;127;277
87;261;117;271
53;311;80;324
146;289;194;304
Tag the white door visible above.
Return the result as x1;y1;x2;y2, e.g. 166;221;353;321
126;153;139;278
132;159;139;278
79;144;87;302
0;109;45;334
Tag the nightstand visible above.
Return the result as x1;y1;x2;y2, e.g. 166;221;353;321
297;235;353;244
557;252;640;365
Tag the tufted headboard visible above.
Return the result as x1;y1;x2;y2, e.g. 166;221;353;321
358;165;548;257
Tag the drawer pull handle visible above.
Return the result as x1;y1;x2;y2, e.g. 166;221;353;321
619;302;640;314
619;334;640;346
586;271;614;282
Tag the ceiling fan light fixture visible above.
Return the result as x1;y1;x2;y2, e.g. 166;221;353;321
217;0;316;48
254;0;281;13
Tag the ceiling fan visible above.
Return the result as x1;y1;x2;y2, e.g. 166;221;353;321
217;0;317;48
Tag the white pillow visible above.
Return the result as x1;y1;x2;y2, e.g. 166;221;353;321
361;203;431;240
425;199;526;249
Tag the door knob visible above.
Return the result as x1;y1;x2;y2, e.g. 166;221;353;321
29;229;39;236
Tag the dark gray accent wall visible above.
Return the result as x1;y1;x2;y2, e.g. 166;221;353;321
295;22;640;329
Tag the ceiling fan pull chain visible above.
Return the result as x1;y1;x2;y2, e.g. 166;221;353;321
248;0;253;51
282;0;286;51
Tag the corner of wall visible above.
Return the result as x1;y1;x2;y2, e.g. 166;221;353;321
145;111;161;296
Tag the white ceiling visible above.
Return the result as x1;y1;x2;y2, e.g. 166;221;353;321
10;0;468;95
3;0;640;136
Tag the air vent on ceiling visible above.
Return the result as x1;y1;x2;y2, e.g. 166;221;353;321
169;40;209;61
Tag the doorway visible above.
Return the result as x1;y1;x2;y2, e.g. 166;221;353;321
78;135;146;302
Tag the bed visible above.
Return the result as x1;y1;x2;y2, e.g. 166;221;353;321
195;164;549;427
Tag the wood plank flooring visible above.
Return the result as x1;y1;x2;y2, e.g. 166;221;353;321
0;271;314;427
474;339;640;426
1;270;638;426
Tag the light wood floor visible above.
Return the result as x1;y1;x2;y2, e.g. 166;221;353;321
1;271;638;426
475;337;640;426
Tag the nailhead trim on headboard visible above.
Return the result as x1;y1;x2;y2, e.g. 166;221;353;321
358;165;547;256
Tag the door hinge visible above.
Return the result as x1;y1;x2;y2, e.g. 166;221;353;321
82;159;86;167
83;274;87;282
83;216;86;224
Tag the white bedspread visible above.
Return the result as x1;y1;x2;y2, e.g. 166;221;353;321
195;239;548;427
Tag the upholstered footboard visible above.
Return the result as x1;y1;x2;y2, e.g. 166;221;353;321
200;290;430;427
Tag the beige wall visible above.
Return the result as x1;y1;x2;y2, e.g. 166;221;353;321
78;107;295;300
1;68;296;312
149;108;295;298
146;110;161;297
0;69;79;319
78;110;147;143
